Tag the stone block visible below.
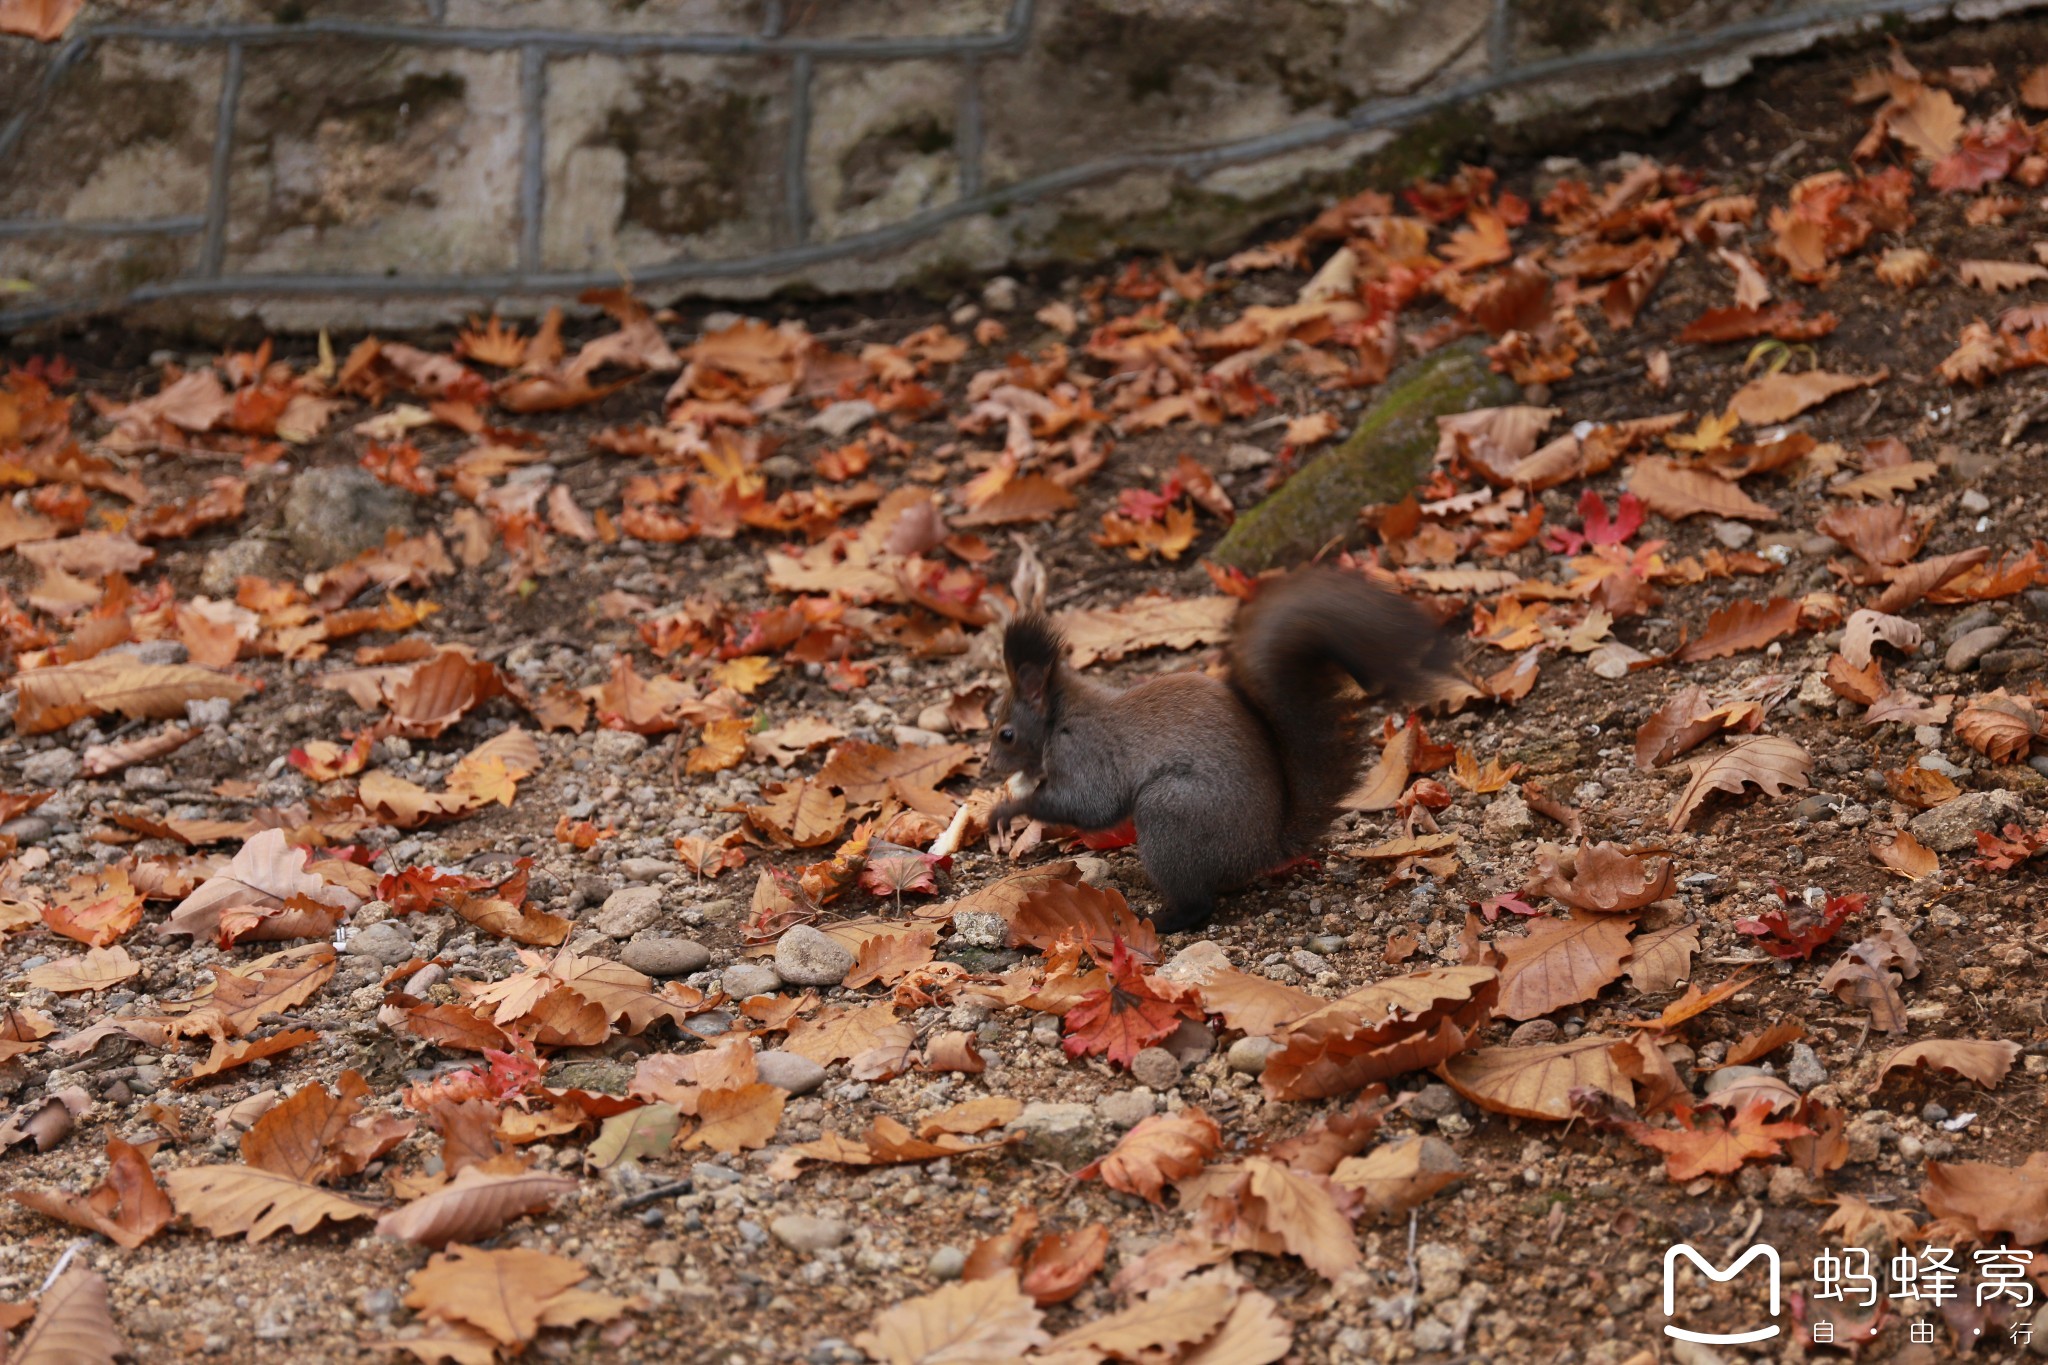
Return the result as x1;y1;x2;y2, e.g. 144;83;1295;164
1507;0;1780;64
541;52;786;273
91;0;431;18
779;0;1012;40
443;0;758;33
223;43;524;276
805;59;962;242
0;233;199;317
0;41;223;222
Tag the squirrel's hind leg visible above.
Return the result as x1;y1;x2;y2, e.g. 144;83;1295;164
1133;785;1254;933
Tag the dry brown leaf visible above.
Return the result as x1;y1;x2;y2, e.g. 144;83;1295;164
6;1267;124;1365
1522;841;1674;913
162;1163;378;1242
1958;259;2048;293
1955;692;2041;763
23;945;140;993
1626;457;1777;522
853;1271;1049;1365
161;829;360;941
374;1166;579;1247
1075;1108;1222;1204
917;1096;1022;1139
1840;609;1921;668
241;1069;412;1184
1332;1135;1465;1220
9;1136;174;1249
679;1083;786;1154
1872;829;1940;881
1923;1153;2048;1246
1667;735;1813;833
1879;1039;2021;1090
1442;1036;1634;1120
1497;912;1635;1020
1873;547;1990;614
15;655;252;734
1623;920;1700;993
403;1244;632;1349
1056;594;1237;668
1729;368;1887;425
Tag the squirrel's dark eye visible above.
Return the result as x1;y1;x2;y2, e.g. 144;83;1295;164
998;726;1016;744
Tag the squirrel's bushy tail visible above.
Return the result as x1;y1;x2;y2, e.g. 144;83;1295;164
1226;567;1451;850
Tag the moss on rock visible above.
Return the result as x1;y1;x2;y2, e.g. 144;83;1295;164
1210;338;1517;571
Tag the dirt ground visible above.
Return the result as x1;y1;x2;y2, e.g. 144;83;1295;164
6;14;2048;1365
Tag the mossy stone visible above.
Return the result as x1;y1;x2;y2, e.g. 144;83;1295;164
1211;339;1518;571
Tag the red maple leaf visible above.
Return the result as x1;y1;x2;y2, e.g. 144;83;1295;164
1581;490;1644;547
1075;820;1137;851
1971;823;2048;874
1734;886;1864;959
1928;120;2033;194
379;865;491;916
1062;939;1203;1069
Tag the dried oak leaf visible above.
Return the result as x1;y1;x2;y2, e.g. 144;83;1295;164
1019;1224;1110;1306
853;1271;1049;1365
174;1028;319;1087
1623;920;1700;993
1840;608;1921;668
9;1136;173;1249
1076;1107;1223;1203
24;945;140;993
242;1069;412;1184
1522;840;1674;913
1441;1035;1633;1121
678;1082;786;1155
1727;367;1886;425
375;1166;579;1247
1040;1279;1237;1361
162;1163;377;1242
1878;1039;2021;1090
1673;597;1802;663
160;828;360;942
1666;735;1813;833
14;654;253;734
817;739;975;808
1332;1135;1465;1220
1158;941;1321;1037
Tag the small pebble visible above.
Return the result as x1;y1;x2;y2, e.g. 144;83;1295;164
723;963;782;997
775;925;856;986
770;1214;851;1253
755;1052;827;1095
621;938;711;977
1130;1047;1181;1090
1226;1036;1276;1075
927;1247;967;1280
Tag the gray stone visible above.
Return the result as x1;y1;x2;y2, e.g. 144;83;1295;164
19;748;79;787
951;909;1009;949
1945;625;2011;672
807;400;878;437
1096;1088;1158;1129
770;1214;851;1253
1709;520;1754;549
592;730;649;763
621;937;710;976
776;924;857;986
1482;789;1534;839
1130;1047;1181;1090
1786;1044;1828;1092
593;886;665;938
282;465;416;569
927;1246;967;1280
1415;1241;1466;1306
1212;341;1519;571
548;1058;633;1095
691;1161;742;1189
620;857;680;881
1508;1020;1561;1045
1011;1101;1106;1164
0;816;52;845
1982;647;2048;676
347;919;415;965
754;1051;827;1095
1226;1035;1277;1076
1407;1083;1461;1122
199;537;282;597
1162;1019;1216;1065
1073;856;1112;887
1792;793;1843;821
723;962;783;998
1944;606;2001;643
186;696;234;727
1910;789;2024;852
112;640;189;667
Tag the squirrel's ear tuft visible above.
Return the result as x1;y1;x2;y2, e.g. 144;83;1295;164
1003;614;1064;707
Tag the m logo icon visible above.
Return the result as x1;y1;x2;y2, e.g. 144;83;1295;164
1662;1243;1782;1344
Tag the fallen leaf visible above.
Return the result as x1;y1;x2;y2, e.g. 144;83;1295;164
1496;912;1635;1020
375;1166;579;1247
1442;1035;1633;1120
1667;735;1813;832
1879;1039;2021;1090
163;1163;378;1242
1726;368;1886;425
9;1136;173;1248
1331;1135;1465;1220
1076;1108;1223;1203
1921;1153;2048;1246
853;1272;1049;1365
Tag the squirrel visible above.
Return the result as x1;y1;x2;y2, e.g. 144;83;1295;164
986;566;1451;932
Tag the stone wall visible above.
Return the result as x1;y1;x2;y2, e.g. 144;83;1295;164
1;0;2042;331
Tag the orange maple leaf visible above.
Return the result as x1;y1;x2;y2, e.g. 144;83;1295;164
1061;939;1203;1069
1627;1098;1810;1182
